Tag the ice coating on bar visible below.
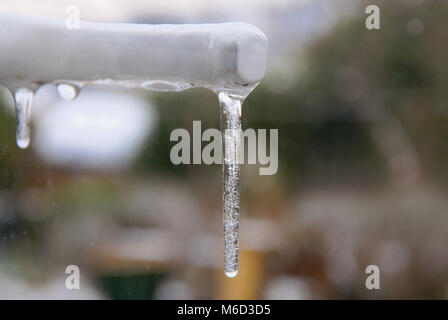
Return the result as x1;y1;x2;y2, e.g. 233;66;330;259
0;13;267;96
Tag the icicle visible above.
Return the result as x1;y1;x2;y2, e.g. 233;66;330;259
14;88;34;149
218;91;243;278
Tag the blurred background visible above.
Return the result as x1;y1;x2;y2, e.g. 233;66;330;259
0;0;447;299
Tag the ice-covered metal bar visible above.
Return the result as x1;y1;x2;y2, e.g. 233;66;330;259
0;13;268;95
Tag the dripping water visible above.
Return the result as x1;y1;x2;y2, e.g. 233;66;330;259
218;91;243;278
14;88;34;149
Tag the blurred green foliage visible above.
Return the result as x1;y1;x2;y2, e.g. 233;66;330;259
136;0;448;190
98;272;167;300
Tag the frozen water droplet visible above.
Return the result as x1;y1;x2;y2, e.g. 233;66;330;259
219;91;243;278
141;80;190;92
225;270;238;278
57;83;80;100
14;88;34;149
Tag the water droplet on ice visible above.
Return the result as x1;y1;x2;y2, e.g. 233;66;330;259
141;80;190;92
225;270;238;278
57;83;80;100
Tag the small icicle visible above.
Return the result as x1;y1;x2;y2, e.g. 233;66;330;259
218;91;243;278
57;83;80;100
14;88;34;149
